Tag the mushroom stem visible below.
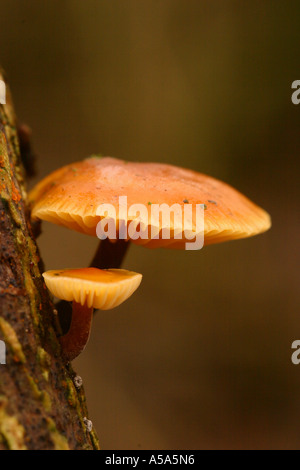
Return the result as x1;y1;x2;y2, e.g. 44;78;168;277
90;238;130;269
59;301;93;363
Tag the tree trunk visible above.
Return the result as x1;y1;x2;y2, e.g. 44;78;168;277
0;69;100;450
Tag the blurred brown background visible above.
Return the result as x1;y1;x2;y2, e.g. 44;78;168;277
1;0;299;449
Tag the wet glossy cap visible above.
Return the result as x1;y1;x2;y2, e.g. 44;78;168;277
30;157;271;247
42;267;142;309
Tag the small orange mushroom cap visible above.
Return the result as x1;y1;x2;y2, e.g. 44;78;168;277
30;157;271;247
42;267;142;309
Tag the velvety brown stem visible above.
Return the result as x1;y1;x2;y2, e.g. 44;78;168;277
59;302;93;363
90;238;130;269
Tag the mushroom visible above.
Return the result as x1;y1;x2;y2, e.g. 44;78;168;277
29;156;271;257
30;157;271;343
43;267;142;362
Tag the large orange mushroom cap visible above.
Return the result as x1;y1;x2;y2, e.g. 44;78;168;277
29;156;271;247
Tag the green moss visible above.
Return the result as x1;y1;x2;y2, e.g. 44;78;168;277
65;378;78;408
26;373;52;412
27;236;41;277
41;391;52;412
37;346;51;368
0;396;26;450
26;374;42;400
0;134;23;227
23;268;41;330
90;429;101;450
47;418;69;450
15;229;42;330
37;347;51;382
0;318;26;363
7;200;22;227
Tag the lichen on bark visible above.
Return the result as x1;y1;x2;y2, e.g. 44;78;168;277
0;69;99;450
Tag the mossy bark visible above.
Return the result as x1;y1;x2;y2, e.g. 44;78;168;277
0;70;99;450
